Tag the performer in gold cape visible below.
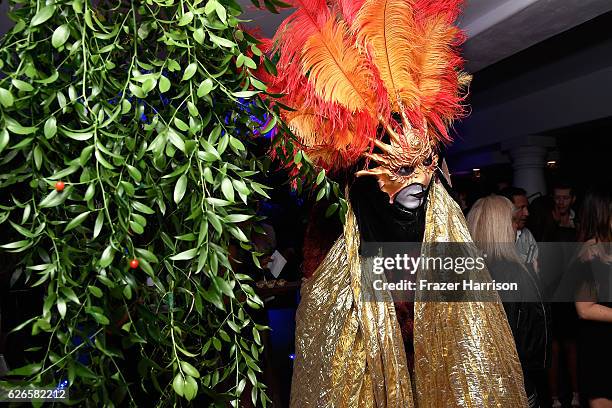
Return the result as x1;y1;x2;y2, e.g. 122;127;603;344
263;0;529;406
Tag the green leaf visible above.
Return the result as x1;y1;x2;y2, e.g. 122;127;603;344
100;245;115;268
52;24;70;48
229;226;249;242
172;374;185;397
60;127;93;141
252;327;261;345
214;276;235;298
126;164;142;182
11;79;34;92
9;221;35;238
225;214;252;223
120;181;135;196
60;287;81;304
79;145;94;165
203;167;214;184
170;248;197;261
95;150;115;169
174;117;189;132
91;312;110;325
316;169;325;185
132;201;155;214
182;63;197;81
93;211;104;239
247;368;257;386
178;11;194;26
64;211;91;232
129;220;144;234
57;298;67;319
121;99;131;114
122;284;133;300
193;28;205;45
205;0;218;14
187;101;199;117
236;53;245;68
207;212;223;234
33;145;43;170
232;90;258;98
221;177;234;202
316;186;326;201
135;248;159;263
180;361;200;378
7;363;42;376
168;128;186;152
132;213;146;228
0;129;9;153
39;190;66;208
88;286;103;298
6;118;37;135
174;175;187;204
325;203;339;217
184;376;198;401
44;116;57;139
142;78;156;93
251;182;271;198
251;44;263;56
159;76;171;93
197;78;213;97
139;259;155;277
251;77;267;90
215;3;227;23
243;57;257;70
51;165;79;180
229;136;245;152
209;32;236;48
0;88;14;107
31;5;56;26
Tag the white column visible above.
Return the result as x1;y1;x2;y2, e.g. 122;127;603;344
503;136;555;197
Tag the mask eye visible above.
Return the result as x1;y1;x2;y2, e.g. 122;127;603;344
422;156;433;167
397;166;415;177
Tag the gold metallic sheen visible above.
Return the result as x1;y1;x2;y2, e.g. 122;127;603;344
290;180;528;407
414;179;528;407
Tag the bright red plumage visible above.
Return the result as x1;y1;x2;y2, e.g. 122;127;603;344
266;0;469;171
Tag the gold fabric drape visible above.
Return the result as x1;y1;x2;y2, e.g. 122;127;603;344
290;180;528;407
413;180;528;407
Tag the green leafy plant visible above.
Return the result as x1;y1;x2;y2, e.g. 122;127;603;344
0;0;343;405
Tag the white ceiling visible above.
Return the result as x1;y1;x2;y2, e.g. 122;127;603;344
460;0;612;71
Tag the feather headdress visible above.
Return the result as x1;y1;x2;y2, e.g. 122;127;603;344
267;0;469;170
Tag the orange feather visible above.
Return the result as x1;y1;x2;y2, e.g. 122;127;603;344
354;0;420;111
301;19;376;114
413;14;465;142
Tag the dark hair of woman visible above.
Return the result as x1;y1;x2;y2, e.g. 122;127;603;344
577;187;612;242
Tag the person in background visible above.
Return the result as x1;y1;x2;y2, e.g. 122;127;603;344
501;187;539;272
527;195;555;242
542;182;581;408
553;183;577;229
467;195;550;408
573;187;612;408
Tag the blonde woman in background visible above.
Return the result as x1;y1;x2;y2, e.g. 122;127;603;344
468;195;551;408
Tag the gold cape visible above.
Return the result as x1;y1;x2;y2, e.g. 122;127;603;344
290;180;528;407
